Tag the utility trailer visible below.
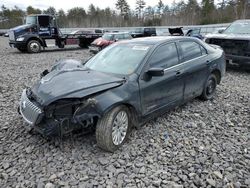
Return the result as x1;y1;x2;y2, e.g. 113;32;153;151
8;14;103;53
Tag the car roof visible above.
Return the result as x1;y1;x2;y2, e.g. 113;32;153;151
120;36;196;45
234;19;250;23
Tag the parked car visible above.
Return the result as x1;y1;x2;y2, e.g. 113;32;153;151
0;31;9;37
18;36;225;152
205;19;250;69
169;27;204;39
130;27;157;38
89;32;132;53
4;32;9;37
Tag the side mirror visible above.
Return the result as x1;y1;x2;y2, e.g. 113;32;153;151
40;69;49;78
218;29;224;34
146;67;164;77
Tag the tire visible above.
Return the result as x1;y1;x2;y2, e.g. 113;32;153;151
200;74;217;100
27;40;41;53
58;41;65;48
96;105;131;152
17;47;27;52
79;43;88;48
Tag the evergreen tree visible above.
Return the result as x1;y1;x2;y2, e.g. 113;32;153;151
26;6;42;15
201;0;216;24
135;0;146;19
43;7;56;15
116;0;130;18
157;0;164;16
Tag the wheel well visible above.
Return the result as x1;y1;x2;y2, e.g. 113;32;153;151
122;103;139;128
211;69;221;84
103;102;139;128
26;37;44;47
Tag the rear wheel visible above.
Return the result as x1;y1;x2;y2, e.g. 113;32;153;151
79;38;89;48
27;40;41;53
96;105;131;152
58;41;65;48
79;43;88;48
200;74;217;100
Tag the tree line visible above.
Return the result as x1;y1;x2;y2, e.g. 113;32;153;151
0;0;249;29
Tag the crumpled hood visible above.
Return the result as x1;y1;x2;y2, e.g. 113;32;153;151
31;59;124;106
205;33;250;40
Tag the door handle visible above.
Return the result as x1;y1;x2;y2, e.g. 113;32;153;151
175;70;182;77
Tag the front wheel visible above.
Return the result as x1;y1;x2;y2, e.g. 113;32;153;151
200;74;217;100
27;40;41;53
96;105;131;152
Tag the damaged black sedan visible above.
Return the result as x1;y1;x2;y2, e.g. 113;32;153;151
19;37;225;152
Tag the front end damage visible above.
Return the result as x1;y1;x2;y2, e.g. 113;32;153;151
19;89;100;137
205;35;250;68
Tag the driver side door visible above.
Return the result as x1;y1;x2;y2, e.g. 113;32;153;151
139;42;185;116
38;16;51;37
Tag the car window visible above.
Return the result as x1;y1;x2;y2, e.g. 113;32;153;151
103;34;113;40
200;45;207;55
179;41;203;61
149;43;179;69
85;44;151;75
125;33;132;39
114;34;124;40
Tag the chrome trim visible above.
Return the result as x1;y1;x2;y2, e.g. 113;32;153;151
19;89;42;125
164;54;208;72
9;31;15;41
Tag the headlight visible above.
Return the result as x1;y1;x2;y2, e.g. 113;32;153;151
16;37;25;41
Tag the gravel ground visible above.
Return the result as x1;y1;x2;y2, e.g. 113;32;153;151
0;37;249;188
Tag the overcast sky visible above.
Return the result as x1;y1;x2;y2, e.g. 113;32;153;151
1;0;179;11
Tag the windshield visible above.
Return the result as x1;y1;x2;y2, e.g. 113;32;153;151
25;16;37;25
224;21;250;34
102;33;113;40
85;43;151;75
134;28;143;33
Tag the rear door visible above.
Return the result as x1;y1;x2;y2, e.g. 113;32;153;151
177;40;210;100
114;34;124;41
139;42;184;115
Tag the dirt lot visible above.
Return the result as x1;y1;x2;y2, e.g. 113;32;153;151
0;37;249;188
